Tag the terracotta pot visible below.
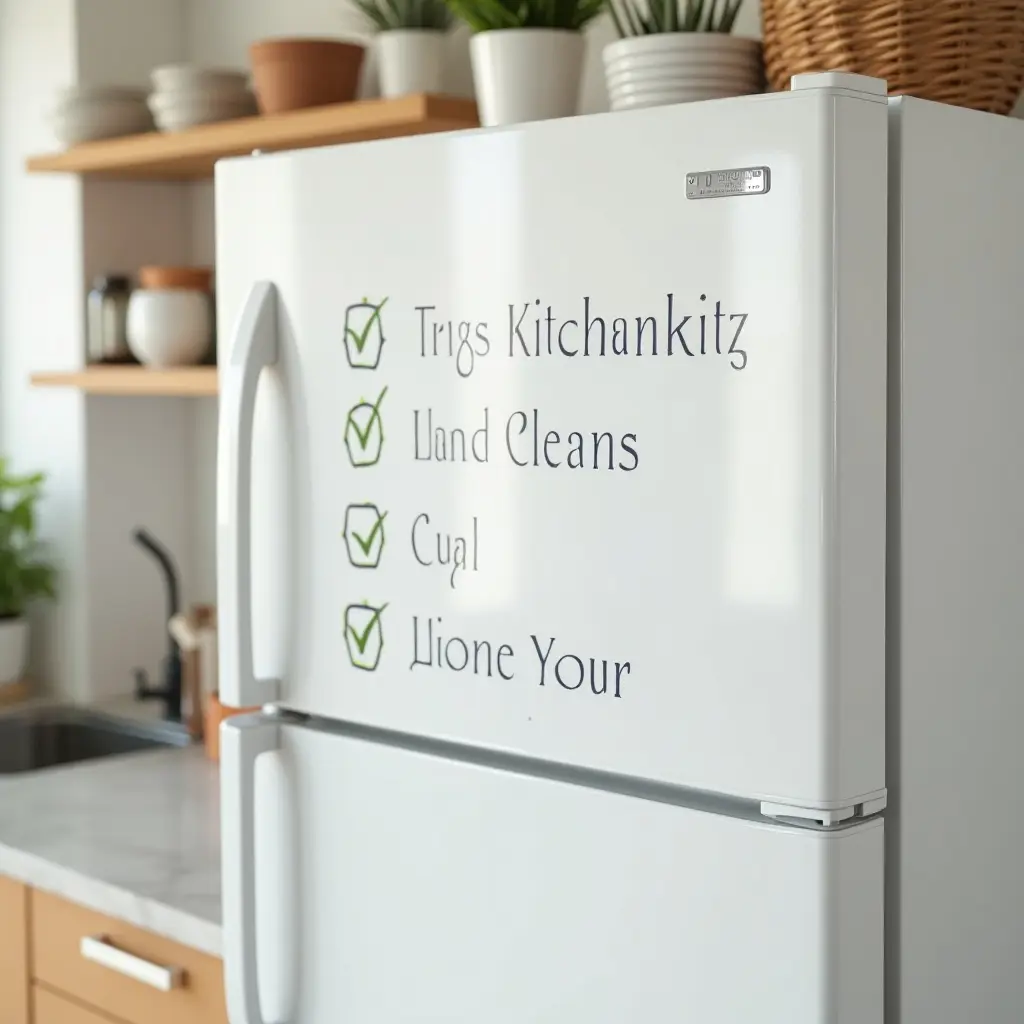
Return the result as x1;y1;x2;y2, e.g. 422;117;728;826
249;38;365;114
138;265;213;291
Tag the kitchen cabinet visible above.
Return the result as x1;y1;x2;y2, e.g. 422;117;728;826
33;986;114;1024
31;890;227;1024
0;874;225;1024
0;875;29;1024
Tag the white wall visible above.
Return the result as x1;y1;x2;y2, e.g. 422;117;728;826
1;0;217;702
75;0;221;700
0;0;90;699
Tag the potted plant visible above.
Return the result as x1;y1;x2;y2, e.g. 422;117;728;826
445;0;605;127
0;461;56;687
605;0;762;112
353;0;453;98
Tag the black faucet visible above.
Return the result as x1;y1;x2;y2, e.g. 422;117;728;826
131;528;182;722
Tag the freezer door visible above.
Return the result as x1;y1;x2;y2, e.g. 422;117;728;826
226;720;883;1024
216;82;887;809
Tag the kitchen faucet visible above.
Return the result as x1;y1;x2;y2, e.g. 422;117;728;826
131;528;182;722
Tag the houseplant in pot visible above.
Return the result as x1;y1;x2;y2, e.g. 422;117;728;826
0;461;56;687
445;0;605;127
353;0;453;98
605;0;762;111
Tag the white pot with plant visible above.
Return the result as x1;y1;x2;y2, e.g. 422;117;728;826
446;0;604;127
0;461;57;688
355;0;453;98
604;0;762;111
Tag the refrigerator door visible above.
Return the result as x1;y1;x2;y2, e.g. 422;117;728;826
224;717;883;1024
216;78;888;811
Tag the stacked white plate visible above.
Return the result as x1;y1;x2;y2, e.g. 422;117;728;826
604;35;763;111
51;86;153;146
148;65;257;132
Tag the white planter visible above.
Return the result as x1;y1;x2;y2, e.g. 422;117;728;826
603;34;763;111
0;618;29;686
127;289;212;367
470;29;584;127
377;30;445;98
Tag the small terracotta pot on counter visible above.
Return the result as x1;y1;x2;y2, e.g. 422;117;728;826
249;38;365;114
204;693;260;763
138;265;213;291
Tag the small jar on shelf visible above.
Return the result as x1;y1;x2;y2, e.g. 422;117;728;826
86;274;135;365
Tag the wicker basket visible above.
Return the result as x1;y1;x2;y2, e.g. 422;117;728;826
762;0;1024;114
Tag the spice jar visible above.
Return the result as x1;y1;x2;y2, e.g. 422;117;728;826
86;274;134;364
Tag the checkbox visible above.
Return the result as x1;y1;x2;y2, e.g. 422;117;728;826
344;298;388;370
343;503;387;569
344;602;388;672
344;386;387;468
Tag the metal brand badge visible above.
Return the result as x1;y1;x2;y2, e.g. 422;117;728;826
686;166;770;200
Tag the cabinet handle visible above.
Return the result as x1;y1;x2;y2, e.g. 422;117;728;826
80;935;183;991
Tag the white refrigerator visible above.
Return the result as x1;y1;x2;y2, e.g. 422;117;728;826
217;72;1024;1023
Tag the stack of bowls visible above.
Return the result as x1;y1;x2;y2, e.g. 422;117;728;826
51;86;152;146
603;35;763;112
148;65;256;132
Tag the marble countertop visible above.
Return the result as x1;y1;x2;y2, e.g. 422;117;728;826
0;720;223;956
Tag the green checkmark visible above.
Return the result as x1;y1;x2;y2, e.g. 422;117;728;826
353;511;387;557
342;503;387;568
344;386;388;467
344;602;388;671
345;297;388;355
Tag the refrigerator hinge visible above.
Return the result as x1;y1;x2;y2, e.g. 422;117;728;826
760;792;887;829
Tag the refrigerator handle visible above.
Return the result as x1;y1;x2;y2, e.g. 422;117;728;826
217;280;280;707
222;713;282;1024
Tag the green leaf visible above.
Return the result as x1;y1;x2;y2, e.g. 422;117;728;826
607;0;627;37
0;460;57;613
664;0;678;32
355;0;451;30
444;0;603;30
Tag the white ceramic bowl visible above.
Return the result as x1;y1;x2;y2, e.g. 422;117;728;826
153;108;252;131
151;102;257;131
148;89;256;117
610;88;747;110
54;85;148;109
604;50;760;73
605;68;762;89
126;290;212;368
604;34;762;64
149;81;255;108
52;108;153;144
151;64;250;94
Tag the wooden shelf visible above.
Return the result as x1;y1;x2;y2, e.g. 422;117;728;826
26;94;479;180
31;366;218;396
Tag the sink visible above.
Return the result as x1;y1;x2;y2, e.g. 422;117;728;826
0;706;191;774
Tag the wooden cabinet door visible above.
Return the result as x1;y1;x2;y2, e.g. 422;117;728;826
33;986;117;1024
31;890;227;1024
0;875;29;1024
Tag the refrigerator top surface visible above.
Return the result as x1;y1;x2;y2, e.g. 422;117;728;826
216;85;887;810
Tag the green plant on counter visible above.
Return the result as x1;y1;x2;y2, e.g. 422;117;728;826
609;0;745;36
0;460;56;619
444;0;605;31
352;0;454;29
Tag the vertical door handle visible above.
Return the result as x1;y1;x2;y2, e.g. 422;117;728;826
217;281;280;708
222;713;281;1024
